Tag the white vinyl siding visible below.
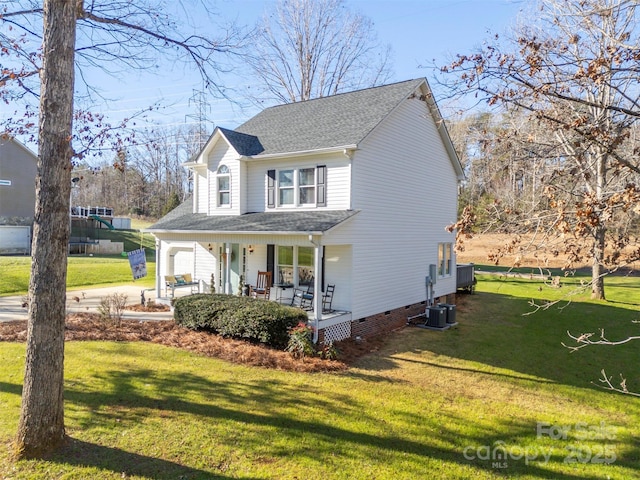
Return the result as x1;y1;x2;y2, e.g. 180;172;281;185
340;92;458;318
206;142;241;215
322;244;352;313
194;242;216;291
245;154;351;211
173;250;194;276
195;168;208;213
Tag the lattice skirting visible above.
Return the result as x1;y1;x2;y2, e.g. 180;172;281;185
322;320;352;343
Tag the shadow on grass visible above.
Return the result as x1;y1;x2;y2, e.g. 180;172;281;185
356;288;640;397
0;381;22;396
69;373;627;479
48;437;246;480
383;355;559;385
2;373;604;479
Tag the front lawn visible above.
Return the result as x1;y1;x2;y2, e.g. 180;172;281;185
0;272;638;478
0;256;155;296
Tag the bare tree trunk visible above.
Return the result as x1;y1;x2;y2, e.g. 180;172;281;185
591;226;606;300
14;0;77;458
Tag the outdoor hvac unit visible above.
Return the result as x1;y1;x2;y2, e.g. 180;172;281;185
427;305;446;328
438;303;457;324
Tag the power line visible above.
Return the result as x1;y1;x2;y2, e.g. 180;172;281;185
185;87;215;151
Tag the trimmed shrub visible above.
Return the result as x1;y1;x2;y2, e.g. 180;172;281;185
174;294;308;349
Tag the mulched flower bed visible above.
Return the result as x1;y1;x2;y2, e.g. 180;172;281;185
0;313;387;373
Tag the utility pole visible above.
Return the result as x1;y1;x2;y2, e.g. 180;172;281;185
185;87;214;195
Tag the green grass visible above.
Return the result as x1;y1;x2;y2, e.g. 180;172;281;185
93;229;156;258
0;229;157;296
1;273;639;478
0;256;155;296
129;218;156;231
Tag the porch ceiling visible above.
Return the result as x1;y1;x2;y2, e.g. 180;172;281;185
147;202;359;235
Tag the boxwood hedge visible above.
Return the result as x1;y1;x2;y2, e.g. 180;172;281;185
173;294;308;348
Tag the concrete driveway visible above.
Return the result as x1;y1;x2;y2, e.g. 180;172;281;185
0;285;175;322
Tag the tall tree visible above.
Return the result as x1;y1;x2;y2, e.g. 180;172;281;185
245;0;392;103
14;0;77;456
2;0;246;457
442;0;640;299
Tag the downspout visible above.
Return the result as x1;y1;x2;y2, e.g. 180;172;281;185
309;234;322;343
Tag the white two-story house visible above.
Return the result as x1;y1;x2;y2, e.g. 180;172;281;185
148;78;464;342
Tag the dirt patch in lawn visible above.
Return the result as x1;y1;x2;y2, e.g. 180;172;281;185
0;314;388;373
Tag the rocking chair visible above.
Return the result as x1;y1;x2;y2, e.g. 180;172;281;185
322;284;335;313
291;283;314;310
250;271;272;300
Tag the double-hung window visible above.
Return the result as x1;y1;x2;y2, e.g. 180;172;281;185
268;166;326;208
298;168;316;205
278;170;295;205
276;245;314;286
217;165;230;207
438;242;452;277
277;246;294;285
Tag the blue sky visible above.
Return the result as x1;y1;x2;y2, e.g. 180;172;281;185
1;0;527;151
82;0;526;134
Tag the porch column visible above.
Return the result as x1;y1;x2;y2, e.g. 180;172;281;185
155;238;161;298
312;237;322;343
225;242;232;294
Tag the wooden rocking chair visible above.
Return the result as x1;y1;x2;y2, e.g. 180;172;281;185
250;271;272;300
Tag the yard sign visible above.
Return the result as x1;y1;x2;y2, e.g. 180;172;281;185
127;248;147;280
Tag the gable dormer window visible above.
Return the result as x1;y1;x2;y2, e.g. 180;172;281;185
217;165;230;207
268;166;326;208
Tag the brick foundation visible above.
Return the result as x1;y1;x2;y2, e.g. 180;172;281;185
317;293;458;343
350;294;455;340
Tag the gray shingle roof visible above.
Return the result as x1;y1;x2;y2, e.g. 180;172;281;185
218;127;264;156
234;79;425;155
148;201;359;234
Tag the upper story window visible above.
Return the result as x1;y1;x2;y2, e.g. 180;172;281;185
278;169;295;205
298;168;315;204
217;165;230;206
268;166;326;208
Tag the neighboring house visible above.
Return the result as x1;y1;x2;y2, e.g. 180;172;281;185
0;136;37;254
148;78;464;342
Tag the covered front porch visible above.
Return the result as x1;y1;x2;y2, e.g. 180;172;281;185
158;281;352;343
149;209;359;343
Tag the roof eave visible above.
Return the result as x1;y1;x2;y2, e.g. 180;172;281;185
147;228;326;236
322;209;360;234
418;82;465;180
245;145;358;161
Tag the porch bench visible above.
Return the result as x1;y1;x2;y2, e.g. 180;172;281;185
165;274;199;298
